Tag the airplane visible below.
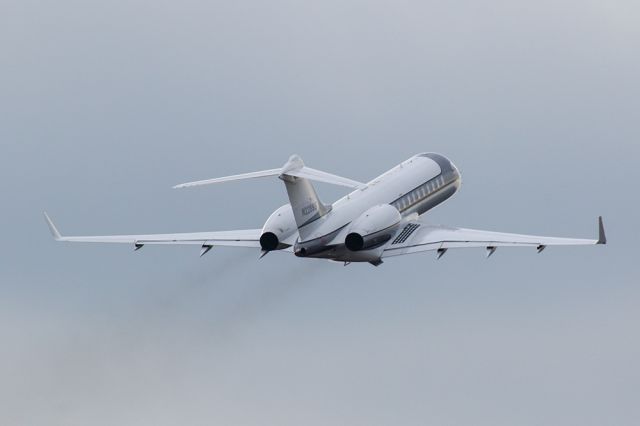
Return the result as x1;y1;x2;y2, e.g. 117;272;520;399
44;153;606;266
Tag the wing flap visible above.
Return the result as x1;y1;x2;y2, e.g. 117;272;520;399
56;231;262;247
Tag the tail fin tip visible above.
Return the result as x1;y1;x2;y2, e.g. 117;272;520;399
282;154;305;174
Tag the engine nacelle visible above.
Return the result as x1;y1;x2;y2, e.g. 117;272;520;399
345;204;402;251
260;204;297;251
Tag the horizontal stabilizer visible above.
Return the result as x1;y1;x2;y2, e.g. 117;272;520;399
173;169;281;189
173;155;365;190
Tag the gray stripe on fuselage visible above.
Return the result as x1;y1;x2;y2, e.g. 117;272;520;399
410;180;458;215
390;174;458;213
294;223;349;256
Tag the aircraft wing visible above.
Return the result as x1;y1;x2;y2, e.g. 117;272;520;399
382;217;606;258
44;212;262;251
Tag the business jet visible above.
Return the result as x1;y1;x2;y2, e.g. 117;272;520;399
45;153;606;266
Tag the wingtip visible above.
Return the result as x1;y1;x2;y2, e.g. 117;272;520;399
172;182;190;189
43;211;62;240
597;216;607;245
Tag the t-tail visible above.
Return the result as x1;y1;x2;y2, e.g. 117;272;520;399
279;155;331;240
173;154;365;240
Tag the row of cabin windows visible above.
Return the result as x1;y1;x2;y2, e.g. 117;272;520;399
392;175;446;211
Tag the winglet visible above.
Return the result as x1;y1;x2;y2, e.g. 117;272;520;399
43;211;62;240
597;216;607;245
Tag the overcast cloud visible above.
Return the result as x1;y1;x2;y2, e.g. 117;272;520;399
1;0;638;425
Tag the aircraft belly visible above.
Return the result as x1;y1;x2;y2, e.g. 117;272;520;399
305;245;385;263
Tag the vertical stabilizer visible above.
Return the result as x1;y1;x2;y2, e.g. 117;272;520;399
279;155;330;240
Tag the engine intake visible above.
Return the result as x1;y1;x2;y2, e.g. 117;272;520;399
345;233;365;251
260;204;297;251
345;204;402;251
259;232;280;251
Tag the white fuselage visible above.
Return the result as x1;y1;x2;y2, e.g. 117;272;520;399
262;153;462;263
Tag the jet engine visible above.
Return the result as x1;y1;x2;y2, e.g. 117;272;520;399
260;204;297;251
345;204;402;251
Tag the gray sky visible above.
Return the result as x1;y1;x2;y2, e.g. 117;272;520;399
1;0;639;425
